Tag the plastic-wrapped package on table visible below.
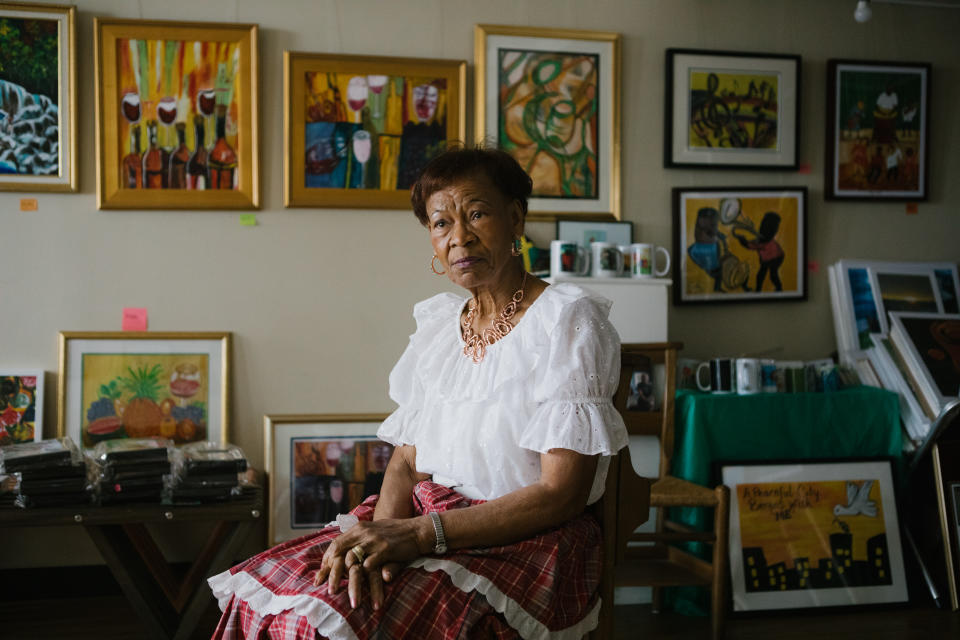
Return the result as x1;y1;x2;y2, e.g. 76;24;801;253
0;437;81;473
87;438;173;505
0;438;91;508
165;442;252;504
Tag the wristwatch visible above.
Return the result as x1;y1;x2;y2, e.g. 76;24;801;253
429;511;447;554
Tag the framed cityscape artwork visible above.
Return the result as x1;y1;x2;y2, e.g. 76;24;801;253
94;19;259;209
825;59;930;201
475;24;621;221
664;49;800;170
672;187;807;305
0;2;77;192
264;414;393;545
722;459;907;612
283;51;465;208
58;331;231;448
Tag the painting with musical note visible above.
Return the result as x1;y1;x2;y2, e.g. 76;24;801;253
672;187;807;305
284;53;465;209
722;460;907;611
666;49;800;169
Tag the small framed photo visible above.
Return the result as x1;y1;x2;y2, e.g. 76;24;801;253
94;19;259;209
264;414;393;546
58;332;231;448
556;219;632;248
664;48;800;169
475;24;621;221
0;371;44;445
673;187;807;305
284;51;466;209
0;2;77;192
722;458;907;612
825;59;930;201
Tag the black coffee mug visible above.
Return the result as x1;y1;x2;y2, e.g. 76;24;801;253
696;358;736;393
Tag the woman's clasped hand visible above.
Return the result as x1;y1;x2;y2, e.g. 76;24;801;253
312;515;432;609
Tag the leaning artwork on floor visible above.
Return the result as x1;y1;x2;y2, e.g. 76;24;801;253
722;460;907;612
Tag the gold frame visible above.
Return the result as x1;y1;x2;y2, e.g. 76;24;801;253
264;413;390;546
57;331;232;447
474;24;621;221
283;51;466;209
94;19;259;209
0;2;77;192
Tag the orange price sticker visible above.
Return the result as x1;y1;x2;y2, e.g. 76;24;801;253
906;203;919;215
20;198;38;211
797;163;812;175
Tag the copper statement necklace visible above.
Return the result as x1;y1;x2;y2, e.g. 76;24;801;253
462;271;528;364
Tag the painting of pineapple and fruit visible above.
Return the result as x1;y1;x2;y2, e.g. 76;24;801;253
80;353;209;447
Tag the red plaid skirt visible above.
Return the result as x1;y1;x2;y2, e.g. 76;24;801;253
209;481;602;639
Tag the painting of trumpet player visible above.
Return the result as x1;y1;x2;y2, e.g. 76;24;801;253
672;187;808;305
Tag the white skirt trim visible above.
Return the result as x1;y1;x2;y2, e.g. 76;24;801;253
208;561;600;640
207;569;360;640
409;557;601;640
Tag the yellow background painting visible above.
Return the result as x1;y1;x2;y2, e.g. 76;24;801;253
688;71;778;149
682;195;799;296
737;480;887;569
80;353;208;443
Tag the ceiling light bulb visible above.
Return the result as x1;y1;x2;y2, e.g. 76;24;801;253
854;0;872;23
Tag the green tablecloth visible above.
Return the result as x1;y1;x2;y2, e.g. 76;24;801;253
666;386;902;614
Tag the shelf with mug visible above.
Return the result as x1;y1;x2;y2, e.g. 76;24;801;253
545;276;672;286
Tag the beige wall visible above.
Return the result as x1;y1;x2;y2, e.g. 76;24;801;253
2;0;959;566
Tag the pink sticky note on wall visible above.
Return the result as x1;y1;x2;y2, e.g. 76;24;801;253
122;308;148;331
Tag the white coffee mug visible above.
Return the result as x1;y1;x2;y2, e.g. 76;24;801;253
630;243;671;278
550;240;589;278
735;358;761;394
618;245;633;277
590;242;625;278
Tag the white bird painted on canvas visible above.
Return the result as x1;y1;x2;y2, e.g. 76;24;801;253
833;480;877;517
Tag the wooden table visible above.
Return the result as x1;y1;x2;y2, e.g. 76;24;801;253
0;491;262;640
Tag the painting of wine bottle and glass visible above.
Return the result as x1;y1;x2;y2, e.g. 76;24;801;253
95;19;258;209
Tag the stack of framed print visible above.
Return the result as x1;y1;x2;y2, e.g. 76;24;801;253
722;459;908;612
0;2;77;192
264;414;392;546
933;441;960;611
825;59;930;201
475;25;621;221
889;312;960;420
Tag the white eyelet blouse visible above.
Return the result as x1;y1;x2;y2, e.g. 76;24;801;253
377;282;628;505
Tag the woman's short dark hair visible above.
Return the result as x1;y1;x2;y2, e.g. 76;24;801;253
410;146;533;226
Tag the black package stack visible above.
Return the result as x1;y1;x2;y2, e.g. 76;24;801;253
0;438;89;508
166;442;249;504
91;438;171;505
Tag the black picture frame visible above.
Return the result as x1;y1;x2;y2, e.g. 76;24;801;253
672;186;808;305
824;59;931;201
664;48;801;170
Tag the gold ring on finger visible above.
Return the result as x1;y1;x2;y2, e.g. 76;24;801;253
351;545;365;565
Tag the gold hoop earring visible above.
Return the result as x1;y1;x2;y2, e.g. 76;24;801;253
511;237;522;257
431;254;446;275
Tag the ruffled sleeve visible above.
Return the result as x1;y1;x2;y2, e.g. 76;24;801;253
519;292;628;456
377;293;464;446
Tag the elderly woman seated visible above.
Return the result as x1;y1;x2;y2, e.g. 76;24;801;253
209;147;628;639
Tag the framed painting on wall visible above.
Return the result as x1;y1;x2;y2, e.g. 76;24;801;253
672;187;807;305
58;332;231;448
664;48;800;170
0;2;77;192
475;24;621;221
94;19;259;209
722;459;908;612
264;414;393;546
283;52;466;209
825;59;930;201
0;370;43;445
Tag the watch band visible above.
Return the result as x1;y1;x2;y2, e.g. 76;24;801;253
429;511;447;554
